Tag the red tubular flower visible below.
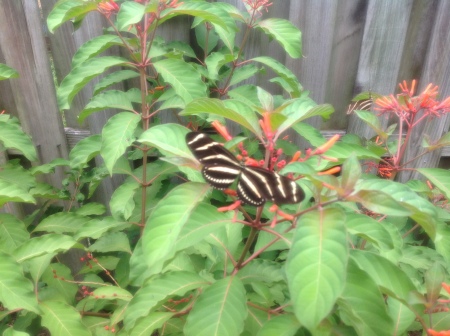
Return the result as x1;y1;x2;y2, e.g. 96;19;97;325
98;0;119;18
428;329;450;336
211;120;232;141
244;0;273;12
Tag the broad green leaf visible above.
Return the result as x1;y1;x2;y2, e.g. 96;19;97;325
356;179;438;239
339;259;394;336
93;70;140;95
346;214;394;250
436;222;450;262
74;217;129;240
386;297;416;335
30;158;69;175
355;110;387;140
3;329;30;336
286;208;348;331
79;90;135;123
229;64;260;87
159;2;229;30
153;58;207;104
341;154;361;191
0;161;36;193
0;63;19;80
205;52;235;80
417;168;450;200
47;0;97;33
137;183;209;277
275;98;320;137
175;203;235;251
252;57;302;97
227;85;260;108
348;190;412;217
101;112;141;174
0;120;37;161
124;271;208;330
72;35;122;68
257;314;300;336
13;234;78;263
257;18;302;58
75;202;106;216
40;300;91;336
110;181;140;221
350;250;418;303
117;2;146;31
182;98;261;136
0;214;29;254
323;142;382;161
69;134;101;169
0;252;39;313
33;212;89;234
292;122;326;147
184;276;247;336
89;232;131;254
0;180;35;206
138;123;191;158
129;312;174;336
41;263;78;304
238;259;284;284
58;56;129;110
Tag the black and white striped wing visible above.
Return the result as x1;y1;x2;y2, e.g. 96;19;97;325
238;166;305;206
186;132;241;189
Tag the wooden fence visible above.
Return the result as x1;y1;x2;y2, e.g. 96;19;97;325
1;0;450;212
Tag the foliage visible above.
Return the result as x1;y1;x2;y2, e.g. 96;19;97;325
1;0;450;335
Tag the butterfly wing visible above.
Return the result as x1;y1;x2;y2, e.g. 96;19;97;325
186;132;241;189
238;166;304;206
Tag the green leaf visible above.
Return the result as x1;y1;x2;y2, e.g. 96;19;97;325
275;98;319;137
350;250;418;303
124;271;208;330
252;56;302;96
101;112;141;174
33;212;89;234
356;179;438;239
182;98;261;136
75;202;106;216
386;297;416;335
348;190;412;217
205;52;235;80
79;90;135;123
58;56;129;110
110;182;140;221
47;0;97;33
117;2;146;31
153;58;207;104
229;64;260;86
338;259;394;336
72;35;122;69
0;180;35;206
341;154;361;192
238;259;284;285
354;110;387;140
160;2;229;30
0;120;37;161
0;252;39;313
13;234;78;263
3;328;30;336
292;122;326;147
42;263;78;304
257;18;302;58
0;214;29;254
184;276;247;336
175;203;235;251
73;217;129;240
0;63;19;80
346;214;394;250
0;161;36;193
40;300;91;336
135;183;209;278
129;312;174;336
93;70;140;95
138;123;191;159
417;168;450;200
286;208;348;330
322;142;382;161
89;232;131;254
257;314;300;336
69;134;101;169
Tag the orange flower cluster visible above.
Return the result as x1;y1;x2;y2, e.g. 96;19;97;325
375;80;450;126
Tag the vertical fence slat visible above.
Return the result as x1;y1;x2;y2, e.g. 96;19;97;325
399;0;450;182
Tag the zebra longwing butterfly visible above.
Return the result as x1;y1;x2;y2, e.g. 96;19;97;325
186;132;304;206
346;91;379;115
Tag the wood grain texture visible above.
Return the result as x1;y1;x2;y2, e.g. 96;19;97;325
0;0;68;187
398;0;450;182
347;0;414;139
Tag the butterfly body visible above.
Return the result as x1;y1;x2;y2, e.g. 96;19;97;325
186;132;304;206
